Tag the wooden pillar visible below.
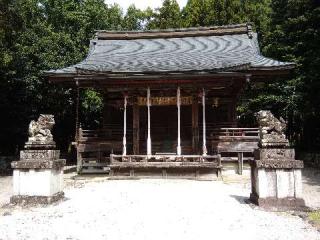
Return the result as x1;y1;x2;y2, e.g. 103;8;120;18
75;85;80;141
177;87;181;156
75;83;82;173
238;152;243;175
202;88;207;156
192;95;199;154
147;88;152;156
102;92;109;128
122;94;127;156
228;99;237;126
227;99;232;123
133;98;140;155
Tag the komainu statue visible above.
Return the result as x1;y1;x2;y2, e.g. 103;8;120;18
255;110;289;147
27;114;55;144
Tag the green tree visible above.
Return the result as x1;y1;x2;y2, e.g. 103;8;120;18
0;0;124;153
245;0;320;149
148;0;182;29
1;0;319;155
122;4;145;30
181;0;209;27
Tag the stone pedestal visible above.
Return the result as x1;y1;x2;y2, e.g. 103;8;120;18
250;111;305;210
250;148;305;210
11;149;65;205
10;115;65;205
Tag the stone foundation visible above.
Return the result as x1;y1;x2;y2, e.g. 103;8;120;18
109;167;221;180
10;192;64;205
250;193;305;210
12;159;65;170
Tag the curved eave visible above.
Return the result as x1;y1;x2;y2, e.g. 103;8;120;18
249;64;296;71
44;62;295;80
73;62;251;75
44;67;294;88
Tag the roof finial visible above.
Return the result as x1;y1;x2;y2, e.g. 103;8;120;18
247;23;253;39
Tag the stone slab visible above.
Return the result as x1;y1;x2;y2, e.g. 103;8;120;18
250;160;303;169
10;191;64;205
11;159;65;170
294;169;303;198
24;141;56;149
264;169;277;198
12;168;64;196
276;169;295;198
259;140;290;148
20;150;60;161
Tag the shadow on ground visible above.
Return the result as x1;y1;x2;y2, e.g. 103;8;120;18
229;194;250;204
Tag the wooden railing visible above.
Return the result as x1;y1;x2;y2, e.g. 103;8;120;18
78;125;131;142
209;127;259;175
78;123;241;142
210;128;259;140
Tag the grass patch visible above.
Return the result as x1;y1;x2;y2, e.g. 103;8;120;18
309;211;320;221
308;210;320;228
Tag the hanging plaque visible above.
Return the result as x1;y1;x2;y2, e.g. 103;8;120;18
137;96;192;106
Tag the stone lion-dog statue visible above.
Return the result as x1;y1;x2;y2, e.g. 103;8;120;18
255;110;288;147
28;114;55;143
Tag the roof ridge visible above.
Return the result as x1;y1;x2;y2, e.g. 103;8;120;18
95;23;253;40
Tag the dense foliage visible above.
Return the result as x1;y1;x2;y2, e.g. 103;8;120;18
0;0;319;154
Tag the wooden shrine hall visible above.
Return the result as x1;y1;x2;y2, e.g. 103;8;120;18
45;23;294;177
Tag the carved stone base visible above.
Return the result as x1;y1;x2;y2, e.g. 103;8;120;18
10;192;64;205
254;148;295;161
251;159;303;169
20;149;60;161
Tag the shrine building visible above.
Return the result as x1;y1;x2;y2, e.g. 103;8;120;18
45;23;294;178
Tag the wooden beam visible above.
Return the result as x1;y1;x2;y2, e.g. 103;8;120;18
147;88;152;156
227;99;237;124
133;99;140;155
96;24;249;40
122;94;127;156
75;85;81;174
75;86;80;141
202;88;207;156
47;72;250;86
238;152;243;175
177;87;181;156
192;95;199;154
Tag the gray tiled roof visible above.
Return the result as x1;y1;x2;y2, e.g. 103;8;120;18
46;25;294;75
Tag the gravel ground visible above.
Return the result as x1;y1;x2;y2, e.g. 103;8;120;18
0;176;11;207
302;168;320;209
0;175;320;240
